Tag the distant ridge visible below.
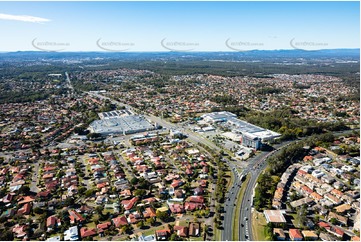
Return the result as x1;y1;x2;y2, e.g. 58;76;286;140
0;49;359;62
0;48;359;55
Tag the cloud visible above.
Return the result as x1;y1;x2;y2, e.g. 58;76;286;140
0;13;50;23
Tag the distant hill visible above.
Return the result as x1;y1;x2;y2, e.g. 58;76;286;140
0;49;359;61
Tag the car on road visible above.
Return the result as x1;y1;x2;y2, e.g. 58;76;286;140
244;217;248;221
241;224;244;227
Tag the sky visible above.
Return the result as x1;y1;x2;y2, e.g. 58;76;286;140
0;1;359;52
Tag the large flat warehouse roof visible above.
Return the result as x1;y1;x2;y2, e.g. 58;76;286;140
202;111;281;141
98;109;133;119
201;111;237;121
89;115;155;135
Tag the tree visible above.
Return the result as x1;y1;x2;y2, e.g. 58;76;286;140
56;170;65;178
33;207;44;215
85;189;95;198
138;178;151;189
0;229;14;241
18;185;30;195
78;186;87;194
130;177;139;185
156;210;169;222
137;220;144;228
169;233;181;241
264;223;275;240
95;206;104;215
167;223;174;232
134;189;147;198
146;217;156;226
63;197;75;207
203;209;210;218
121;224;133;234
194;211;201;218
330;217;338;225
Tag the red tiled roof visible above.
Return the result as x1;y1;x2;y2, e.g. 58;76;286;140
37;190;51;198
47;216;59;227
352;236;360;241
169;204;184;214
68;210;85;222
80;227;97;238
330;226;344;237
97;182;108;189
171;179;183;188
174;226;188;237
142;197;156;204
97;222;111;230
156;229;170;236
112;215;128;227
301;185;313;194
188;196;204;203
318;221;331;229
289;229;303;240
121;197;138;210
303;156;313;161
184;202;203;211
143;207;156;218
17;203;31;215
297;170;308;176
18;196;35;205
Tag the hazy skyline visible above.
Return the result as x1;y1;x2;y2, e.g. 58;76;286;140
0;1;359;52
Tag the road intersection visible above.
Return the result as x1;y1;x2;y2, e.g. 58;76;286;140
86;91;357;241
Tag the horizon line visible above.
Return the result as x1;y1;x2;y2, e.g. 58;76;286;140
0;48;360;54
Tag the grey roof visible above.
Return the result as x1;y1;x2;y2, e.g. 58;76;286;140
201;111;237;121
90;115;155;135
98;109;133;119
227;118;264;133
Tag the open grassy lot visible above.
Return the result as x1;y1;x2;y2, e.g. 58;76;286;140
252;210;268;241
86;222;97;229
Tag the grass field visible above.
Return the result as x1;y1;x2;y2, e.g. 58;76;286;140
252;211;268;241
190;236;205;241
85;222;97;229
214;223;221;241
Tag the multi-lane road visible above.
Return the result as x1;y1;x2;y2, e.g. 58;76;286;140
221;149;278;241
86;90;358;241
86;91;222;153
237;129;357;241
88;90;282;241
238;145;287;241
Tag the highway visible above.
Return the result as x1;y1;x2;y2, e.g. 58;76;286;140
237;129;358;241
87;90;280;241
221;158;244;241
86;91;222;152
86;91;358;241
222;149;277;241
65;72;75;94
238;150;279;241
